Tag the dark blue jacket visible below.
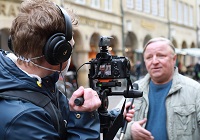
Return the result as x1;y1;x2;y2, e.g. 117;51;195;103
0;51;100;140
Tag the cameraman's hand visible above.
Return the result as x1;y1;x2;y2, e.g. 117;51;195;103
124;102;135;122
69;86;101;112
131;118;154;140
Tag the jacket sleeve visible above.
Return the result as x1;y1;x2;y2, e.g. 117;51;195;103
66;111;100;140
3;98;100;140
196;86;200;126
4;108;61;140
58;92;100;140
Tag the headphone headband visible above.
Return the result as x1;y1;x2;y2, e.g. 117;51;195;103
57;6;72;41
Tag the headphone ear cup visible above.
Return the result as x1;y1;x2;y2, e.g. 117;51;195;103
43;33;72;65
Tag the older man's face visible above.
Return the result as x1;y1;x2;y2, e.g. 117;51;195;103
143;41;176;84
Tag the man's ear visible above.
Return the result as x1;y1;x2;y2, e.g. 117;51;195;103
173;54;177;65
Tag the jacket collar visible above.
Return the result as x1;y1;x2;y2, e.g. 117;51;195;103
137;67;182;95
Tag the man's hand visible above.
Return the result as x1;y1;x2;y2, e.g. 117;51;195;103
131;118;154;140
69;86;101;112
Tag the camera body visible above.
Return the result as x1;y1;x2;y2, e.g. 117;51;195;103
89;56;130;79
88;36;131;80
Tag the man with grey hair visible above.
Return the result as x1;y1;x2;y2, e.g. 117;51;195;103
117;37;200;140
143;37;176;54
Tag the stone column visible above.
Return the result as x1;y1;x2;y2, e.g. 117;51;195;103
75;50;90;88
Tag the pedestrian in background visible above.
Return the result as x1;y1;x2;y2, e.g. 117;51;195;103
194;59;200;81
135;60;141;80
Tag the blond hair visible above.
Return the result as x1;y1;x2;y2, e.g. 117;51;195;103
143;37;176;54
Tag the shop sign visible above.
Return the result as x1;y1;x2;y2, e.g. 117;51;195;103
0;2;20;17
80;16;112;29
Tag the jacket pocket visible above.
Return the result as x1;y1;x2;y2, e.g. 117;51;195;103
173;104;196;135
133;98;145;121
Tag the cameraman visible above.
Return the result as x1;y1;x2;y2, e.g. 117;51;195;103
117;37;200;140
0;0;102;139
0;0;135;139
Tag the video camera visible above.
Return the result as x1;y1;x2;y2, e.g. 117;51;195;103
74;36;143;139
86;36;143;140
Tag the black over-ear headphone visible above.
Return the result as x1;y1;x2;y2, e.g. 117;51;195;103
8;5;73;65
43;5;73;65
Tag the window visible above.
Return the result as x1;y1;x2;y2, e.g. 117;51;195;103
171;0;177;21
75;0;85;4
126;0;134;9
183;4;188;25
144;0;150;13
178;2;183;23
188;6;193;27
152;0;158;15
91;0;100;8
159;0;164;17
136;0;142;11
126;20;132;31
105;0;112;12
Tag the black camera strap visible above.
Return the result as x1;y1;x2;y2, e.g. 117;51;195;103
0;90;67;139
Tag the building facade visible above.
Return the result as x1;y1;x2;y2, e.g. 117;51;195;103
0;0;199;86
123;0;198;73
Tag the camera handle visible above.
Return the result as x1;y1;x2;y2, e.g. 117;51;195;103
98;88;126;140
74;87;127;140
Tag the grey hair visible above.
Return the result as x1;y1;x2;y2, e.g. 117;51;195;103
143;37;176;54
